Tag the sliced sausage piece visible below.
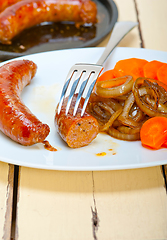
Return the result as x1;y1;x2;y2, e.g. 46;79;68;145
0;59;50;145
55;95;99;148
0;0;97;44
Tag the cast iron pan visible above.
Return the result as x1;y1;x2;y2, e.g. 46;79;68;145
0;0;118;60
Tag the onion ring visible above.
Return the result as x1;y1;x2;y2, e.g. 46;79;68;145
100;108;122;132
118;92;142;128
108;127;140;141
132;78;167;117
144;80;159;109
146;80;167;103
117;126;140;134
97;102;115;115
93;104;111;120
89;93;122;111
95;75;133;98
130;106;145;122
144;95;167;113
87;103;109;124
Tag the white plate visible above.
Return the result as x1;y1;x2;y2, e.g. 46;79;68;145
1;47;167;171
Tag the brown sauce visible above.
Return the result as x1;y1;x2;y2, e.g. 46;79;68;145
0;22;96;53
43;140;57;152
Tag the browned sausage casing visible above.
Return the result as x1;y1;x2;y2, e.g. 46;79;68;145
0;59;50;145
55;95;99;148
0;0;97;44
0;0;22;12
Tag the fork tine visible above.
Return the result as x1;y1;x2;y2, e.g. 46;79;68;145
80;69;103;116
65;69;85;115
57;79;70;114
57;65;77;114
73;65;103;116
73;71;92;116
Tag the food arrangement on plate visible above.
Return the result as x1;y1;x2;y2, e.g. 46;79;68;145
55;58;167;150
0;56;167;152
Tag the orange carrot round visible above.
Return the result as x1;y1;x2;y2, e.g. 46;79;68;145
157;63;167;85
140;117;167;149
143;60;165;80
97;69;117;82
114;58;148;80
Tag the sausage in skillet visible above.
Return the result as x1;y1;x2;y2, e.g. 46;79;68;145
0;0;97;44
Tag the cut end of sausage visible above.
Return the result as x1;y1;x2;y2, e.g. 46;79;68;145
66;116;99;148
55;95;99;148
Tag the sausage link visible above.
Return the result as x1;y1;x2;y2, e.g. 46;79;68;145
0;0;22;12
55;95;99;148
0;0;97;44
0;59;50;145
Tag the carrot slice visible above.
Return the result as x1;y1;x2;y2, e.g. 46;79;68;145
143;60;164;80
97;69;117;82
157;63;167;85
114;58;148;80
140;116;167;149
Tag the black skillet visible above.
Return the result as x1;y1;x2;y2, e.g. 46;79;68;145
0;0;118;61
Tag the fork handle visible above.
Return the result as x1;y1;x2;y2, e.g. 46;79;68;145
96;21;138;66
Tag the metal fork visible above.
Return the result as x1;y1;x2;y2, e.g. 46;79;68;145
57;21;138;117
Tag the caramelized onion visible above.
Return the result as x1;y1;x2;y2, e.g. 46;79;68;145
118;92;141;128
132;78;167;117
117;126;140;134
87;103;108;124
131;107;145;122
89;93;122;111
88;75;167;142
97;102;115;115
100;108;122;132
146;80;167;103
108;127;140;141
144;95;167;113
95;75;133;98
93;104;111;120
144;80;159;109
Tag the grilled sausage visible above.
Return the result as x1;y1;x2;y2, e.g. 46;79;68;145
0;0;22;12
0;59;50;145
0;0;97;44
55;95;99;148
